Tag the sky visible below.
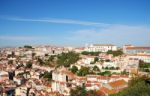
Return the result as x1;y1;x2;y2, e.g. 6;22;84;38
0;0;150;47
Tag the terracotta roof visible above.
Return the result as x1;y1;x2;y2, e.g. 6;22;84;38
99;87;117;95
109;79;127;88
126;47;150;50
77;77;87;81
97;76;110;80
87;81;98;83
134;54;150;56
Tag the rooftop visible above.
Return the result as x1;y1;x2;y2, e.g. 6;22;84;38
93;44;115;46
109;79;127;88
126;47;150;50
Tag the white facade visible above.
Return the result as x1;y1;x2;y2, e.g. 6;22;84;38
81;56;95;64
103;62;117;68
127;54;150;63
85;44;117;52
52;70;70;96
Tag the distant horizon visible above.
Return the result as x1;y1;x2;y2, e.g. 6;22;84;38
0;0;150;47
1;43;150;49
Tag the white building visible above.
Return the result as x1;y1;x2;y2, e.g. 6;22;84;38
123;45;150;54
52;68;75;96
127;54;150;63
81;56;95;64
85;44;117;52
102;62;118;68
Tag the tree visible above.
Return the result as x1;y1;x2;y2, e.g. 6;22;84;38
93;66;100;72
57;52;79;67
48;55;55;62
77;66;90;76
94;57;99;63
70;66;78;74
121;70;129;75
107;50;123;57
86;90;101;96
99;71;111;76
81;51;89;55
81;51;101;56
138;60;150;72
70;86;87;96
42;71;52;81
24;45;32;49
26;62;32;68
8;60;13;64
32;53;36;58
37;57;44;65
109;67;115;70
112;76;150;96
116;67;120;70
70;86;101;96
105;59;110;62
139;60;145;68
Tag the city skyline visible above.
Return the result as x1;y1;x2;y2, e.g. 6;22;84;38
0;0;150;47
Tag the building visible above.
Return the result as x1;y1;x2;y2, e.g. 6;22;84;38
81;56;95;64
100;79;127;96
127;54;150;63
85;44;117;52
123;45;150;54
52;67;75;96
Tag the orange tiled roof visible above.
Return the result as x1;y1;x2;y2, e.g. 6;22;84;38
109;79;127;88
97;76;110;80
99;87;117;95
126;47;150;50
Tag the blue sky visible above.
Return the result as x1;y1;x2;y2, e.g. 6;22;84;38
0;0;150;47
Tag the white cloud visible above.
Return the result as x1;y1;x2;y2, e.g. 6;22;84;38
1;16;110;27
0;15;150;47
67;24;150;46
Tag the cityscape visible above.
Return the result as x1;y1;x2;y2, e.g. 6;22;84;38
0;0;150;96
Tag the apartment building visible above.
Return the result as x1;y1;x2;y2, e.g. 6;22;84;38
123;45;150;54
85;44;117;52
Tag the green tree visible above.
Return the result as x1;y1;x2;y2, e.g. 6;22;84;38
86;90;101;96
42;71;52;81
77;66;90;76
112;76;150;96
26;63;32;68
94;57;99;63
48;56;54;61
105;59;110;62
98;71;111;76
81;51;101;56
37;57;44;65
70;86;87;96
24;45;32;49
121;70;129;75
70;86;101;96
70;66;78;74
107;50;123;57
93;66;100;72
57;52;79;67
